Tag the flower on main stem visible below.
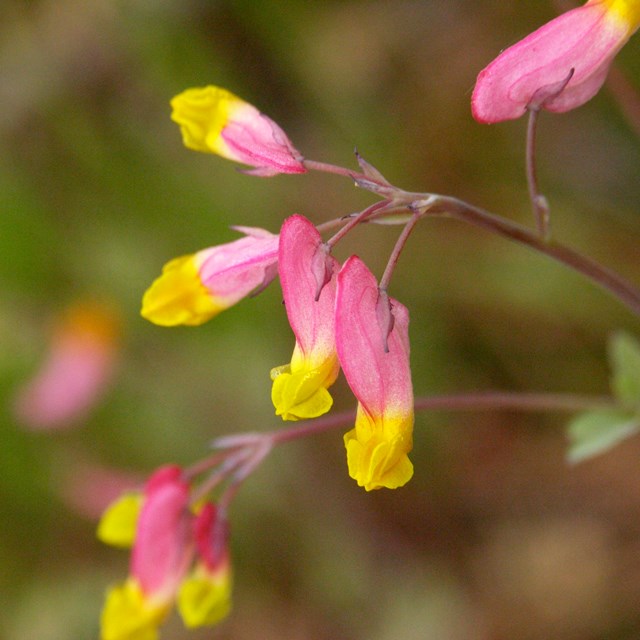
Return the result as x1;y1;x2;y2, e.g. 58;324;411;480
270;215;340;421
141;226;279;327
170;85;307;176
472;0;640;123
335;256;414;491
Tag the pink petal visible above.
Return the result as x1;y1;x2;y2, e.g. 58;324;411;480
132;466;194;600
221;107;307;174
278;215;339;363
335;256;412;420
472;2;633;123
196;228;279;304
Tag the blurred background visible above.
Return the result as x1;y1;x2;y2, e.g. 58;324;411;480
1;1;640;638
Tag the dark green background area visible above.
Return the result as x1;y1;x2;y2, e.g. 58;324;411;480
1;1;640;638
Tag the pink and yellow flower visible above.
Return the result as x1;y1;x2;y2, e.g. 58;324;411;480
100;466;195;640
472;0;640;123
141;226;279;326
171;85;307;176
335;256;414;491
13;301;119;430
270;215;340;421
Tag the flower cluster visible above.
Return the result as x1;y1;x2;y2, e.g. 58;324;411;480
99;7;640;633
98;465;232;640
144;86;416;492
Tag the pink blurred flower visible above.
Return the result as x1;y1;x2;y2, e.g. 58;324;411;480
171;85;307;176
13;301;119;431
270;215;340;421
335;256;414;491
472;0;640;123
141;226;279;326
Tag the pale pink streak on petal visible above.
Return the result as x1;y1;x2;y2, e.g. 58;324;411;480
221;104;306;174
195;228;279;304
335;256;412;421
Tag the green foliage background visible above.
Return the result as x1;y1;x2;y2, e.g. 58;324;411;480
1;1;640;638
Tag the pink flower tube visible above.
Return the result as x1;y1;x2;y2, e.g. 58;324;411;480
335;256;414;491
472;0;640;123
270;215;340;421
141;226;279;326
171;85;307;176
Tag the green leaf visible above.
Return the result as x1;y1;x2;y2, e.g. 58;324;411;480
609;331;640;407
567;410;639;464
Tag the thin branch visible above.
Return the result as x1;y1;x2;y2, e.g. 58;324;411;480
303;158;372;185
525;108;551;239
430;195;640;318
379;211;422;291
259;391;616;448
413;391;614;413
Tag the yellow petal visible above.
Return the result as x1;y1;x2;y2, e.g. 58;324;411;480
344;412;414;491
101;579;169;640
270;360;336;421
170;86;243;156
97;493;143;548
178;568;232;629
141;255;223;327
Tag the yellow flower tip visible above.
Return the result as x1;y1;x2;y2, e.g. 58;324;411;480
344;415;414;491
101;579;169;640
270;362;336;421
170;86;243;156
141;255;223;327
178;567;232;629
97;493;143;549
603;0;640;29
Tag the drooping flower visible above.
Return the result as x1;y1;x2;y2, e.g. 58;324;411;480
170;85;307;176
335;256;414;491
100;466;195;640
178;503;232;629
141;226;279;327
13;301;120;430
472;0;640;123
270;215;340;421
